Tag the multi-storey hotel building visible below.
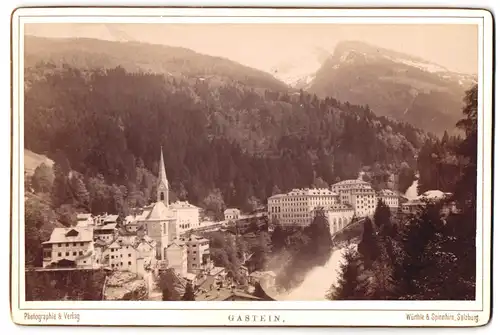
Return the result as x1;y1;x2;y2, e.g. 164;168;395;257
268;188;339;226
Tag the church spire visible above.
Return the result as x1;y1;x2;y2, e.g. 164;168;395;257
157;146;169;206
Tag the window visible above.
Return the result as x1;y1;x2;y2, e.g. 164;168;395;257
160;192;165;201
66;252;69;256
128;261;132;265
128;254;131;257
120;262;123;266
83;261;86;264
81;242;85;246
73;252;77;256
58;252;62;257
79;251;83;256
111;255;114;259
73;242;77;246
66;243;69;247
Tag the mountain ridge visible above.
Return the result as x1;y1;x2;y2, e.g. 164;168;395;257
24;35;289;92
304;40;476;134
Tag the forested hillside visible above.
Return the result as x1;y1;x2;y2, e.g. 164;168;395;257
24;36;288;92
25;63;428;219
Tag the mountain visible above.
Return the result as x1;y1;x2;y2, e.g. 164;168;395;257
24;36;288;92
23;36;431;219
268;47;331;89
306;41;477;134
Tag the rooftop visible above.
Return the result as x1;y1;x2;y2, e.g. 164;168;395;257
378;189;398;197
95;223;117;231
42;227;93;245
270;188;338;198
326;204;354;211
180;234;209;244
195;288;261;301
169;201;200;210
332;179;370;186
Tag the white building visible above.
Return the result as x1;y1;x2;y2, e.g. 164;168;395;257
224;208;241;221
179;234;210;274
42;227;96;268
93;223;118;243
268;188;339;227
401;190;453;215
325;204;355;235
169;201;201;231
377;189;400;210
96;235;156;278
165;239;188;277
331;179;377;217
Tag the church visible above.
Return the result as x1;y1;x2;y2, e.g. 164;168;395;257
131;148;201;262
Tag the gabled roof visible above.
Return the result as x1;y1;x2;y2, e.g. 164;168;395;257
146;201;171;220
42;227;93;244
103;215;119;223
167;239;186;248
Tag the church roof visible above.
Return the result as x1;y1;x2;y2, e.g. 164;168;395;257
146;201;172;220
159;146;169;186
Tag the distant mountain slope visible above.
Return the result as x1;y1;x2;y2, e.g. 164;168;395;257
24;36;288;92
24;149;54;175
307;41;477;134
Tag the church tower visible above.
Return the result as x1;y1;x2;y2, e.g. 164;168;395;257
157;146;169;206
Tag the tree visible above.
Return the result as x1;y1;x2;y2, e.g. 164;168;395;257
392;203;443;298
312;176;329;189
25;197;58;266
271;185;281;196
367;247;395;299
327;246;368;300
357;218;380;268
70;174;90;210
202;189;225;221
304;208;333;265
32;163;54;193
55;204;77;227
51;163;74;208
455;84;478;209
249;217;260;232
182;283;195;301
251;233;271;271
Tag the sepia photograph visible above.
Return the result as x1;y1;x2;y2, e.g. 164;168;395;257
10;7;493;327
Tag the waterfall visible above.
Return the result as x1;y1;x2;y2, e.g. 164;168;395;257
277;246;351;301
404;178;419;200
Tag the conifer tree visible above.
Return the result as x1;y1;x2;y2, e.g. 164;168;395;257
327;246;367;300
181;283;195;301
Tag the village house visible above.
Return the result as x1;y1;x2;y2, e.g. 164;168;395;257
97;234;156;278
224;208;241;221
165;239;188;277
42;227;96;268
179;234;210;274
93;222;118;242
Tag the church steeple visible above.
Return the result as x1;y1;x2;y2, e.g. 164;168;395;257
157;146;169;206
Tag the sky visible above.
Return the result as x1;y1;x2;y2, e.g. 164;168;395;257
25;23;479;75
